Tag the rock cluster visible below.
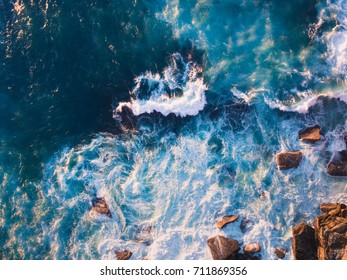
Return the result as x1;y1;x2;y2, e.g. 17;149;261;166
315;203;347;260
292;203;347;260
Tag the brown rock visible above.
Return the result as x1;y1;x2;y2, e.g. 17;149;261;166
274;247;286;259
276;151;303;170
244;243;261;254
207;235;240;260
292;222;317;260
216;215;239;229
320;203;339;213
327;150;347;176
92;197;112;218
116;250;132;260
299;125;321;142
314;203;347;260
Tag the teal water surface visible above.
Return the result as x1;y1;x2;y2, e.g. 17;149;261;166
0;0;346;259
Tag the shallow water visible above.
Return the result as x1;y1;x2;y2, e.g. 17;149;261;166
0;0;346;259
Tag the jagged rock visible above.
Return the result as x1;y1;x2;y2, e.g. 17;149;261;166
216;215;239;229
244;243;261;254
92;197;112;218
116;250;132;260
276;151;303;170
314;203;347;260
240;217;254;233
299;125;321;142
207;235;240;260
292;222;317;260
274;247;286;259
327;150;347;176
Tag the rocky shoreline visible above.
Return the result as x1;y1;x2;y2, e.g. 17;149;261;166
207;125;347;260
92;125;346;260
293;203;347;260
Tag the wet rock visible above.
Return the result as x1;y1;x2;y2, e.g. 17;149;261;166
240;218;254;233
314;203;347;260
299;125;321;142
207;235;240;260
92;197;112;218
274;247;286;259
244;243;261;254
216;215;239;229
292;222;317;260
115;250;132;260
276;151;303;170
327;150;347;176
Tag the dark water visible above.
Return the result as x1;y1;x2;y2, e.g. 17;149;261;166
0;0;346;259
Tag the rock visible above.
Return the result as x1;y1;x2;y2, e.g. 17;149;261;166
240;217;254;233
314;203;347;260
276;151;303;170
207;235;240;260
92;197;112;218
327;150;347;176
244;243;261;254
298;125;321;142
274;247;286;259
320;203;340;213
216;215;239;229
292;222;317;260
115;250;132;260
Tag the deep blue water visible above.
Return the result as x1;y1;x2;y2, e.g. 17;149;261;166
0;0;346;259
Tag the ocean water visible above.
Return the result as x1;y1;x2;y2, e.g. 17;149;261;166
0;0;346;260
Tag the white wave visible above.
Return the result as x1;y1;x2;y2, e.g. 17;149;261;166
264;89;347;113
316;0;347;75
116;53;207;117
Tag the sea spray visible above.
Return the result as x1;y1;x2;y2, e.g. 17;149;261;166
116;53;207;117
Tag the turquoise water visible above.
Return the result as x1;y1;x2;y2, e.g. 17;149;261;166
0;0;346;259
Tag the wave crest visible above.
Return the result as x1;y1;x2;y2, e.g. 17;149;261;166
115;53;207;117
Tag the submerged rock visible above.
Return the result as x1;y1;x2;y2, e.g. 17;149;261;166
207;235;240;260
276;151;303;170
240;217;255;233
292;222;317;260
216;215;239;229
314;203;347;260
244;243;261;254
299;125;321;142
116;250;132;260
92;197;112;218
327;150;347;176
274;247;286;259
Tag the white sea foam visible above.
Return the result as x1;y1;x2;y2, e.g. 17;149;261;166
264;89;347;113
325;0;347;75
116;53;207;117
